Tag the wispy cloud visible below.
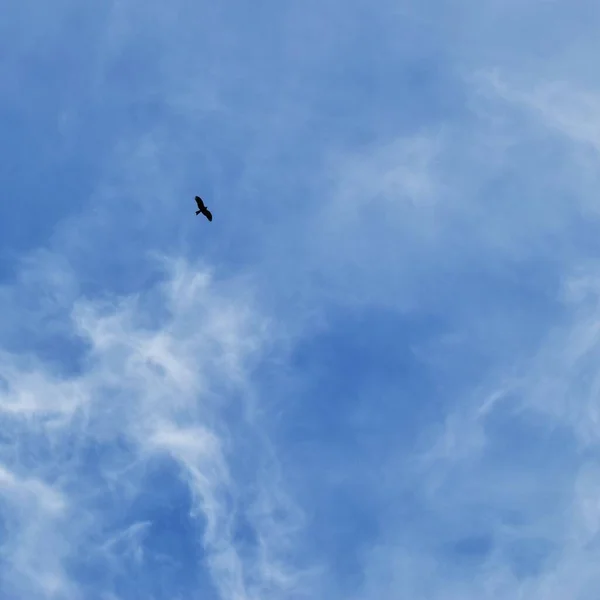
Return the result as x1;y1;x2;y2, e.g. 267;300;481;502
0;257;310;598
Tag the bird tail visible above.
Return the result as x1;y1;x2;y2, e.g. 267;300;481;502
196;210;201;215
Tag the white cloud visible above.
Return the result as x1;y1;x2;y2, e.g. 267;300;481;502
0;464;74;598
0;256;310;599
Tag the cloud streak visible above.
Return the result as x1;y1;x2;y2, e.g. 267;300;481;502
0;256;310;599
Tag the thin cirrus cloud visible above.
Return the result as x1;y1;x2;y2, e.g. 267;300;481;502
2;0;600;599
0;258;309;598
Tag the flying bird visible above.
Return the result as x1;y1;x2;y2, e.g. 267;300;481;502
195;196;212;221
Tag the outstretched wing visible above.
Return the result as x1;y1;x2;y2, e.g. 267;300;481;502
204;209;213;221
195;196;205;210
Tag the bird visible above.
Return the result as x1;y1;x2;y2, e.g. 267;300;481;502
195;196;212;221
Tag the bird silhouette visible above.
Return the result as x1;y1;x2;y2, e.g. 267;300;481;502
195;196;212;221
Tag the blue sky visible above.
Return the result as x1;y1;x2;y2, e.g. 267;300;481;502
2;0;600;598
